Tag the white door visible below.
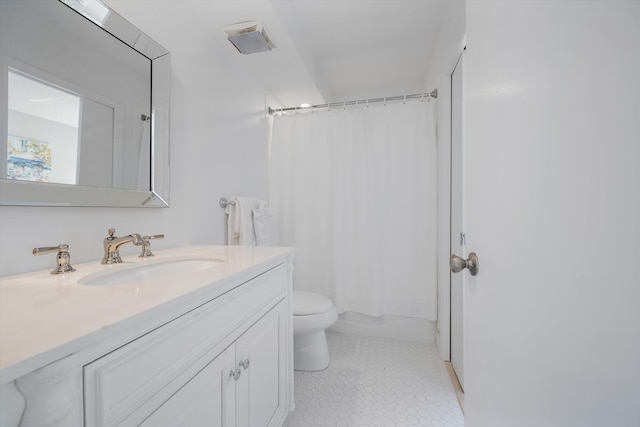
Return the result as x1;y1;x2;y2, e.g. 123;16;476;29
450;53;465;390
464;2;640;426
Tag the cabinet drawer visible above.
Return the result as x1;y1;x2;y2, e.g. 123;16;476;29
84;264;286;427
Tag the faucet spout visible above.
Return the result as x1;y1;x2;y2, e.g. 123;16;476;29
102;228;143;264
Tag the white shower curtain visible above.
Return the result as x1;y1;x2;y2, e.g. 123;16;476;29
269;100;438;320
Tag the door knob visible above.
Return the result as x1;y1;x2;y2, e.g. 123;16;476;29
450;252;479;276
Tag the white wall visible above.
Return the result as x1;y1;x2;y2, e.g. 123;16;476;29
423;0;466;358
0;2;273;276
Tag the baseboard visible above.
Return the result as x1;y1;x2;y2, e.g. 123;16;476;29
327;311;436;343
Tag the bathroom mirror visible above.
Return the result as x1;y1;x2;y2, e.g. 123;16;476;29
0;0;170;207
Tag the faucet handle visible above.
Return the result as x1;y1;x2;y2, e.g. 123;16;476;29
139;234;164;258
33;244;76;275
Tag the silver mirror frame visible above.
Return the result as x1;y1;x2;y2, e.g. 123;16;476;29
0;0;170;208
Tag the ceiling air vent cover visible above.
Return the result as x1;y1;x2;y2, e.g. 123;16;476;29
223;20;275;55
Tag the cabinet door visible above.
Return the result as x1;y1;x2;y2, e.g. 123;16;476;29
140;349;236;427
235;300;286;427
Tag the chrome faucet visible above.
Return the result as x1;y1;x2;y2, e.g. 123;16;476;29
102;228;143;264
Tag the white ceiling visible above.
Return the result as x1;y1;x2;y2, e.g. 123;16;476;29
105;0;449;109
269;0;448;104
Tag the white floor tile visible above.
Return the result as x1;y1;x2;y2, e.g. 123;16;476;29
284;332;464;427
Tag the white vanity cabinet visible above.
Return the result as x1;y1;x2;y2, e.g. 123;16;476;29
0;246;294;427
140;346;233;427
235;300;287;427
139;301;287;427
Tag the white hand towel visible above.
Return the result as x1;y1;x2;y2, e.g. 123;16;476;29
252;200;273;246
225;196;272;246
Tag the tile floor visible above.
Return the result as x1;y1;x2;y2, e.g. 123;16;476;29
284;332;465;427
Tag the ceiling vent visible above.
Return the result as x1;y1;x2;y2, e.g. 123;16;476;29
223;21;275;55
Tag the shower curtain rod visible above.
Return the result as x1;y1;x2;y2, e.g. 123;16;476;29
268;88;437;115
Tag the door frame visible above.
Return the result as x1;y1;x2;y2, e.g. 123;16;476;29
449;50;465;387
436;38;466;362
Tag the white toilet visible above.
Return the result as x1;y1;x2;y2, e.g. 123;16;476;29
292;290;338;371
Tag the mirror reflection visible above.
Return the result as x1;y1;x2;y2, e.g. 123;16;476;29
6;69;150;190
8;70;80;185
0;0;169;207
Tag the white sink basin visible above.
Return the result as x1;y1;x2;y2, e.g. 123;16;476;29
79;259;224;286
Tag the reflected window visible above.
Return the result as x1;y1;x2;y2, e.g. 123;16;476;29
7;70;80;185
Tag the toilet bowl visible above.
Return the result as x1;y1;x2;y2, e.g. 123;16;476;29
292;290;338;371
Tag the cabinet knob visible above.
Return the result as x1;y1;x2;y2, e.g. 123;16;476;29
239;359;250;370
229;368;241;381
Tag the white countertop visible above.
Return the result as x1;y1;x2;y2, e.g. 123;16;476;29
0;245;294;383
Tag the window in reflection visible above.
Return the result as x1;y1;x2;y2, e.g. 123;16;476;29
7;70;80;185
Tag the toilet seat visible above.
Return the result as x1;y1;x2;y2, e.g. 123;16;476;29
293;291;334;315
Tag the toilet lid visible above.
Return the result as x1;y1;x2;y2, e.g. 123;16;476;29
292;291;335;315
